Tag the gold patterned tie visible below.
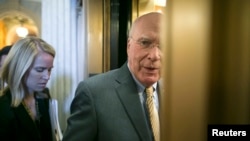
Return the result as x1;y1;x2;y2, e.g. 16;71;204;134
146;86;160;141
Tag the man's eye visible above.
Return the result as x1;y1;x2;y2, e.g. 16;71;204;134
139;40;152;47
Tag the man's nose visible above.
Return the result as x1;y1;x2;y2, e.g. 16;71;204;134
148;46;161;61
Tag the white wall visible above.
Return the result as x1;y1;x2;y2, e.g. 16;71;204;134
42;0;88;131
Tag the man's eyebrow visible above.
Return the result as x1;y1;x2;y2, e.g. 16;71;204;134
137;37;151;41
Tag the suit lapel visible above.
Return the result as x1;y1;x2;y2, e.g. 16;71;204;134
157;79;163;118
115;63;152;141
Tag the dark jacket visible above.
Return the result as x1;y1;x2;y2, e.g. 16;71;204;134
0;88;53;141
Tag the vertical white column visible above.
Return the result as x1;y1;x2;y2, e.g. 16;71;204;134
41;0;87;131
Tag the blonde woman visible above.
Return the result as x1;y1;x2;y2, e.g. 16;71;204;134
0;37;56;141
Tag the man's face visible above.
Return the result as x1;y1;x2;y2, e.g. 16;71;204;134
127;20;162;87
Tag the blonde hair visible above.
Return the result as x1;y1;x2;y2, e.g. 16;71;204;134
0;36;55;107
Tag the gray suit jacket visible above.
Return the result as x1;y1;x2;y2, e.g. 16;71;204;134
62;63;153;141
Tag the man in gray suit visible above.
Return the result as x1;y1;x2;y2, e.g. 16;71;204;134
63;12;162;141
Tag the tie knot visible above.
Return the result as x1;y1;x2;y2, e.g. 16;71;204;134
145;86;154;96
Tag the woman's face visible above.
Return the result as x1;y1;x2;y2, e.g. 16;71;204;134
25;51;54;94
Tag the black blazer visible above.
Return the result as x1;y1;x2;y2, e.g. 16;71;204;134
0;88;53;141
63;62;154;141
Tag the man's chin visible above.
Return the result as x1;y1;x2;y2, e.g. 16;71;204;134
142;78;159;87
